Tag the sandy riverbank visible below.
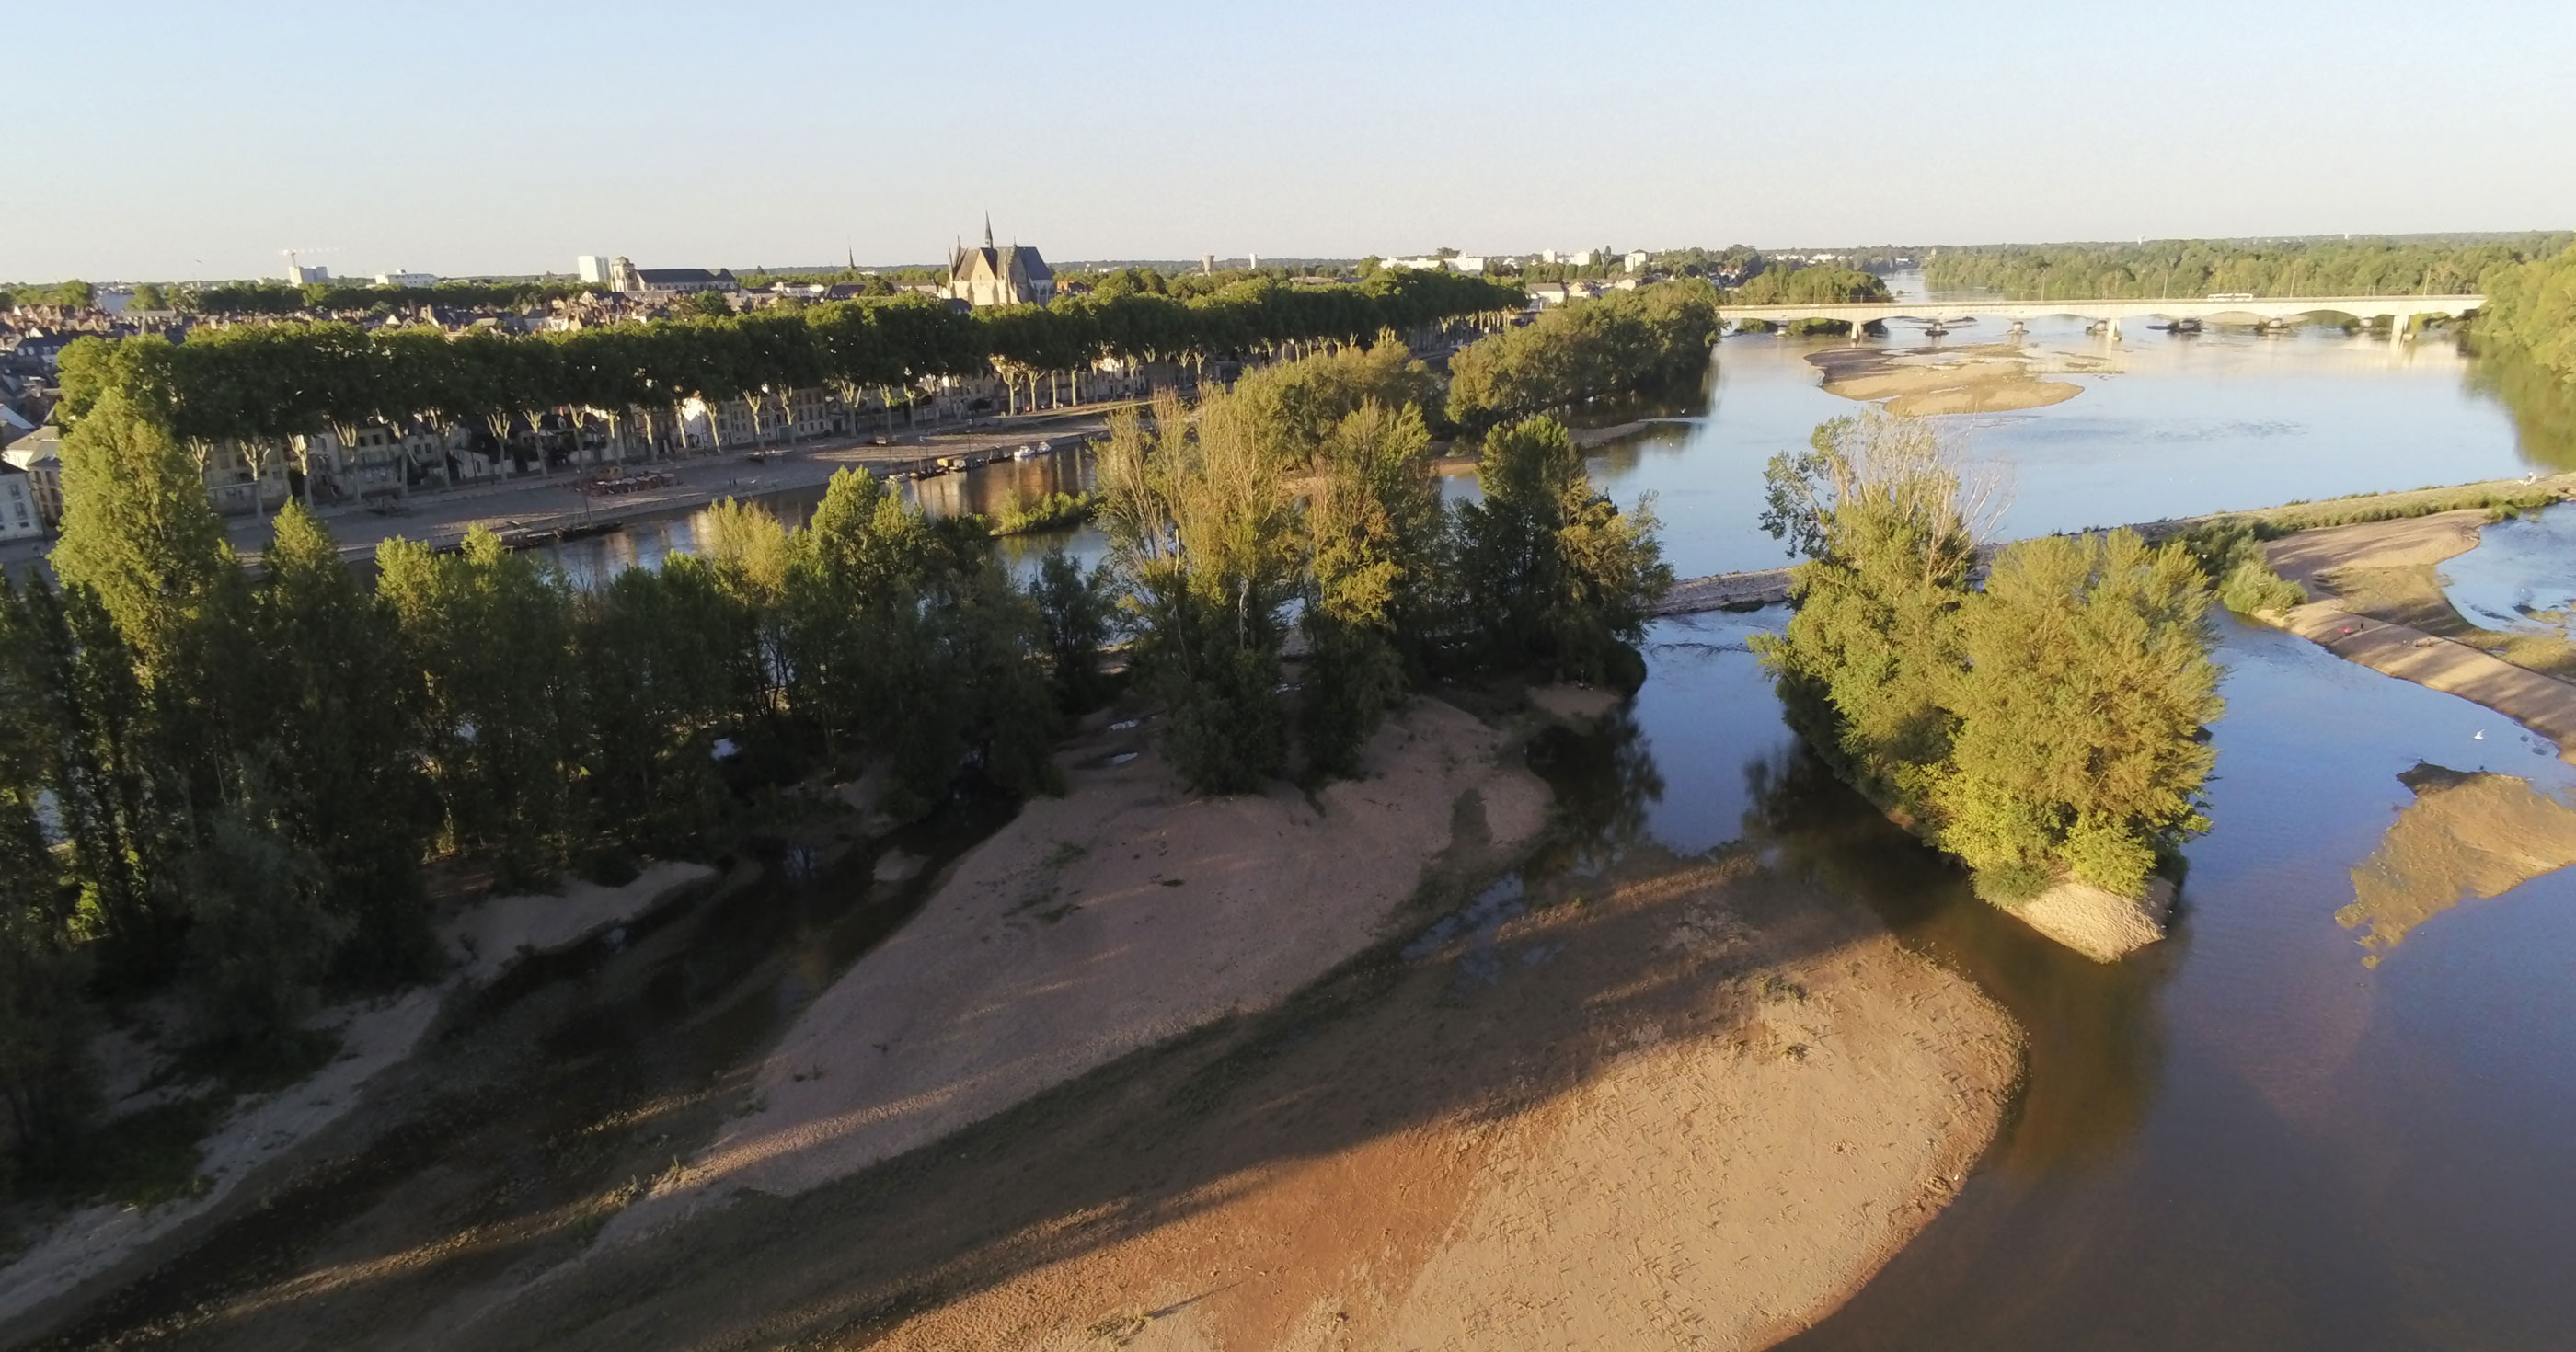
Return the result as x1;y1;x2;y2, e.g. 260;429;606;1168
1808;343;2110;417
450;845;2018;1352
2260;512;2576;760
0;861;716;1337
601;698;1551;1233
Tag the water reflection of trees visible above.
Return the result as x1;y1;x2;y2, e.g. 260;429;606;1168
1742;743;2173;1174
2467;351;2576;473
1522;712;1666;877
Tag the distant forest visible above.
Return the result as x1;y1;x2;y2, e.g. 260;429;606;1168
1922;234;2575;301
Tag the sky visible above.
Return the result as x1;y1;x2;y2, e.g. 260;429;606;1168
10;0;2575;282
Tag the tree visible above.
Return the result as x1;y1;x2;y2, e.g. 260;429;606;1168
178;776;345;1057
1936;531;2222;900
252;505;438;983
377;529;583;888
1454;417;1671;684
689;291;731;318
0;591;95;1174
1298;400;1441;777
131;282;167;312
1754;410;1989;812
51;384;236;676
1032;549;1115;716
1097;390;1297;793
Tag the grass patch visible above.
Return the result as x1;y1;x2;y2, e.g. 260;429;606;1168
2321;563;2576;680
2237;483;2569;537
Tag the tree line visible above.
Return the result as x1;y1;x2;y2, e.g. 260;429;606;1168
2471;241;2576;382
55;270;1527;473
0;305;1690;1188
1755;411;2225;906
1726;264;1893;305
1922;234;2574;302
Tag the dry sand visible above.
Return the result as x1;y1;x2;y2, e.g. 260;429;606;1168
855;856;2021;1352
608;697;1550;1230
1808;343;2109;417
2340;765;2576;962
0;860;718;1331
2007;877;2176;964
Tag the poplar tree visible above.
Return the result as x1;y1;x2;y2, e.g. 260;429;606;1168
254;505;438;981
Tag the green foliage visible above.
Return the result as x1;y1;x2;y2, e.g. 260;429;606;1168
1937;533;2222;899
988;489;1099;536
1098;391;1298;793
253;505;439;984
1730;265;1891;304
1755;411;2223;903
2473;243;2576;383
2168;521;2306;615
1924;234;2571;302
1032;550;1116;715
1455;418;1673;683
378;529;585;889
178;780;347;1055
1446;281;1721;430
51;382;235;675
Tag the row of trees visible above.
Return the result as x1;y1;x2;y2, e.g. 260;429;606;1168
1755;411;2224;903
1921;234;2574;302
56;271;1527;466
1446;281;1726;430
0;367;1100;1182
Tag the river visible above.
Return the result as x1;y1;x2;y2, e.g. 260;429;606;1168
529;292;2576;1347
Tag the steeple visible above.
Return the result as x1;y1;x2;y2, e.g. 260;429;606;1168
983;213;995;250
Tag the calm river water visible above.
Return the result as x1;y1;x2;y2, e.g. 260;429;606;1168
541;304;2576;1347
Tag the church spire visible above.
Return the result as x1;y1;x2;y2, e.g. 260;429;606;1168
983;213;995;250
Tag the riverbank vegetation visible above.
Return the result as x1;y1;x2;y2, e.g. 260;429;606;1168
985;488;1099;535
1729;264;1892;305
1446;281;1723;430
0;331;1673;1192
1102;341;1672;789
2470;242;2576;379
1755;411;2223;904
1922;233;2571;302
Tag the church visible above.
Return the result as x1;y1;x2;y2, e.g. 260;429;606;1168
946;219;1055;307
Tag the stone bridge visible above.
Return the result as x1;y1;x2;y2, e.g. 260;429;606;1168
1716;294;2485;341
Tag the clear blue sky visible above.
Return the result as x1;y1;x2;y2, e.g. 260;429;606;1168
13;0;2573;281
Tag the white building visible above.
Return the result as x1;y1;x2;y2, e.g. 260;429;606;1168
2;424;62;527
374;270;438;288
1624;250;1649;272
0;460;46;541
577;255;611;284
287;263;331;284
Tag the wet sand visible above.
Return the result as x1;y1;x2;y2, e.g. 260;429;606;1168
2340;764;2576;962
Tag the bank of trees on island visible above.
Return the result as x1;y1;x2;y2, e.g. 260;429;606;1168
1725;264;1892;306
0;315;1680;1186
1447;281;1726;430
1755;411;2224;905
1922;234;2573;303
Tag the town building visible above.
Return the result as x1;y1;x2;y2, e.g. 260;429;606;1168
2;424;62;527
1625;249;1650;272
947;221;1054;307
0;461;40;542
604;257;741;295
374;270;439;288
577;255;611;284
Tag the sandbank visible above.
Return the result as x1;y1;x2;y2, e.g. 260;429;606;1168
1809;343;2108;416
848;856;2022;1351
2340;764;2576;962
606;696;1550;1230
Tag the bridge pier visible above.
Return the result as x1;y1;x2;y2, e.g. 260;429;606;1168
2107;318;2122;343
